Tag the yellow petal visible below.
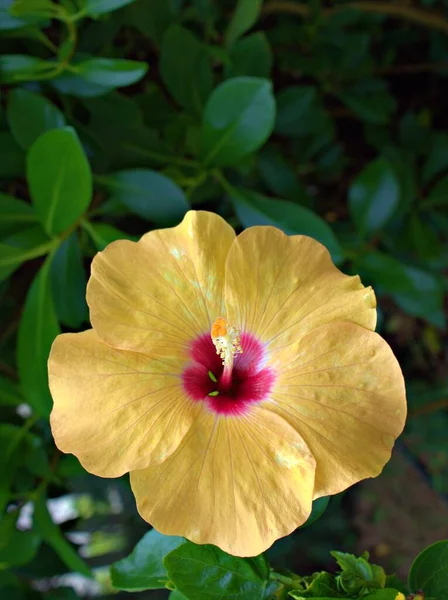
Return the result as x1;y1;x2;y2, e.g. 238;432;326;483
130;406;316;557
87;211;235;353
224;227;376;351
268;322;406;498
49;329;203;477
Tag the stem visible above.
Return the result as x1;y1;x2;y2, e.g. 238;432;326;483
262;1;448;35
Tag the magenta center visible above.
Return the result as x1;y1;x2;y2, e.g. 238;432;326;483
182;332;275;416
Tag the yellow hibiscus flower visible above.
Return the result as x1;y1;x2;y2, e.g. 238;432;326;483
48;210;406;557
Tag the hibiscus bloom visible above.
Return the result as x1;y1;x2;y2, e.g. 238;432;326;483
49;211;406;557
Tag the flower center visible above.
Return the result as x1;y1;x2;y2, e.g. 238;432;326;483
182;322;275;416
210;317;243;391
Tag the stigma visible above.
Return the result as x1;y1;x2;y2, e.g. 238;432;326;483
211;317;243;388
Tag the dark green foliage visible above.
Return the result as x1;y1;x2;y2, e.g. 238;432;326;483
1;0;447;598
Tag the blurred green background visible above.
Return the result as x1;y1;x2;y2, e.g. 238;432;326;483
1;0;447;598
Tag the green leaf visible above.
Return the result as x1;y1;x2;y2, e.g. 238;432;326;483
348;157;400;237
0;54;55;83
169;592;188;600
230;186;343;264
50;232;88;328
201;77;275;166
83;222;130;250
9;0;55;18
17;254;61;417
27;127;92;235
331;551;378;596
99;169;188;223
225;0;263;47
111;529;184;591
0;526;41;569
84;0;137;17
7;88;66;150
0;225;55;282
290;591;403;600
0;132;25;177
75;58;148;88
0;0;42;30
257;148;310;203
51;72;113;97
227;32;273;79
408;540;448;599
165;542;269;600
160;25;213;116
0;194;37;236
301;497;330;528
358;252;445;328
34;496;91;576
289;572;342;598
422;132;448;184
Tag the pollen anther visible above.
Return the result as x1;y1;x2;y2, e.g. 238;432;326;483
211;317;243;368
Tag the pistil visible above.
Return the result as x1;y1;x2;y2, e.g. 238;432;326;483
210;317;243;391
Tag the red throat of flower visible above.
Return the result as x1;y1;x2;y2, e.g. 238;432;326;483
182;318;275;416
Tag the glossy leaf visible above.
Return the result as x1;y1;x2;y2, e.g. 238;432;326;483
34;497;91;576
7;88;66;150
111;529;184;591
348;157;400;237
408;540;448;599
51;72;113;98
84;0;137;17
75;58;148;88
17;255;60;417
201;77;275;166
165;542;269;600
0;0;42;30
230;186;343;263
160;25;213;116
27;127;92;235
225;0;263;47
50;232;88;328
99;169;188;222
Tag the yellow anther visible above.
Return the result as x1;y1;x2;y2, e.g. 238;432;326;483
210;318;243;366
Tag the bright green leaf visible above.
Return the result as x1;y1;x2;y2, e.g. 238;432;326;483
160;25;213;116
27;127;92;235
201;77;275;166
229;186;343;264
7;88;66;150
50;232;88;328
75;58;148;88
84;0;137;17
111;529;184;591
225;0;263;47
408;540;448;599
165;542;269;600
17;254;61;417
99;169;188;222
348;156;400;237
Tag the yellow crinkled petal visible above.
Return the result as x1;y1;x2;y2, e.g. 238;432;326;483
130;406;316;557
268;322;406;498
87;211;235;353
224;226;376;350
49;329;203;477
